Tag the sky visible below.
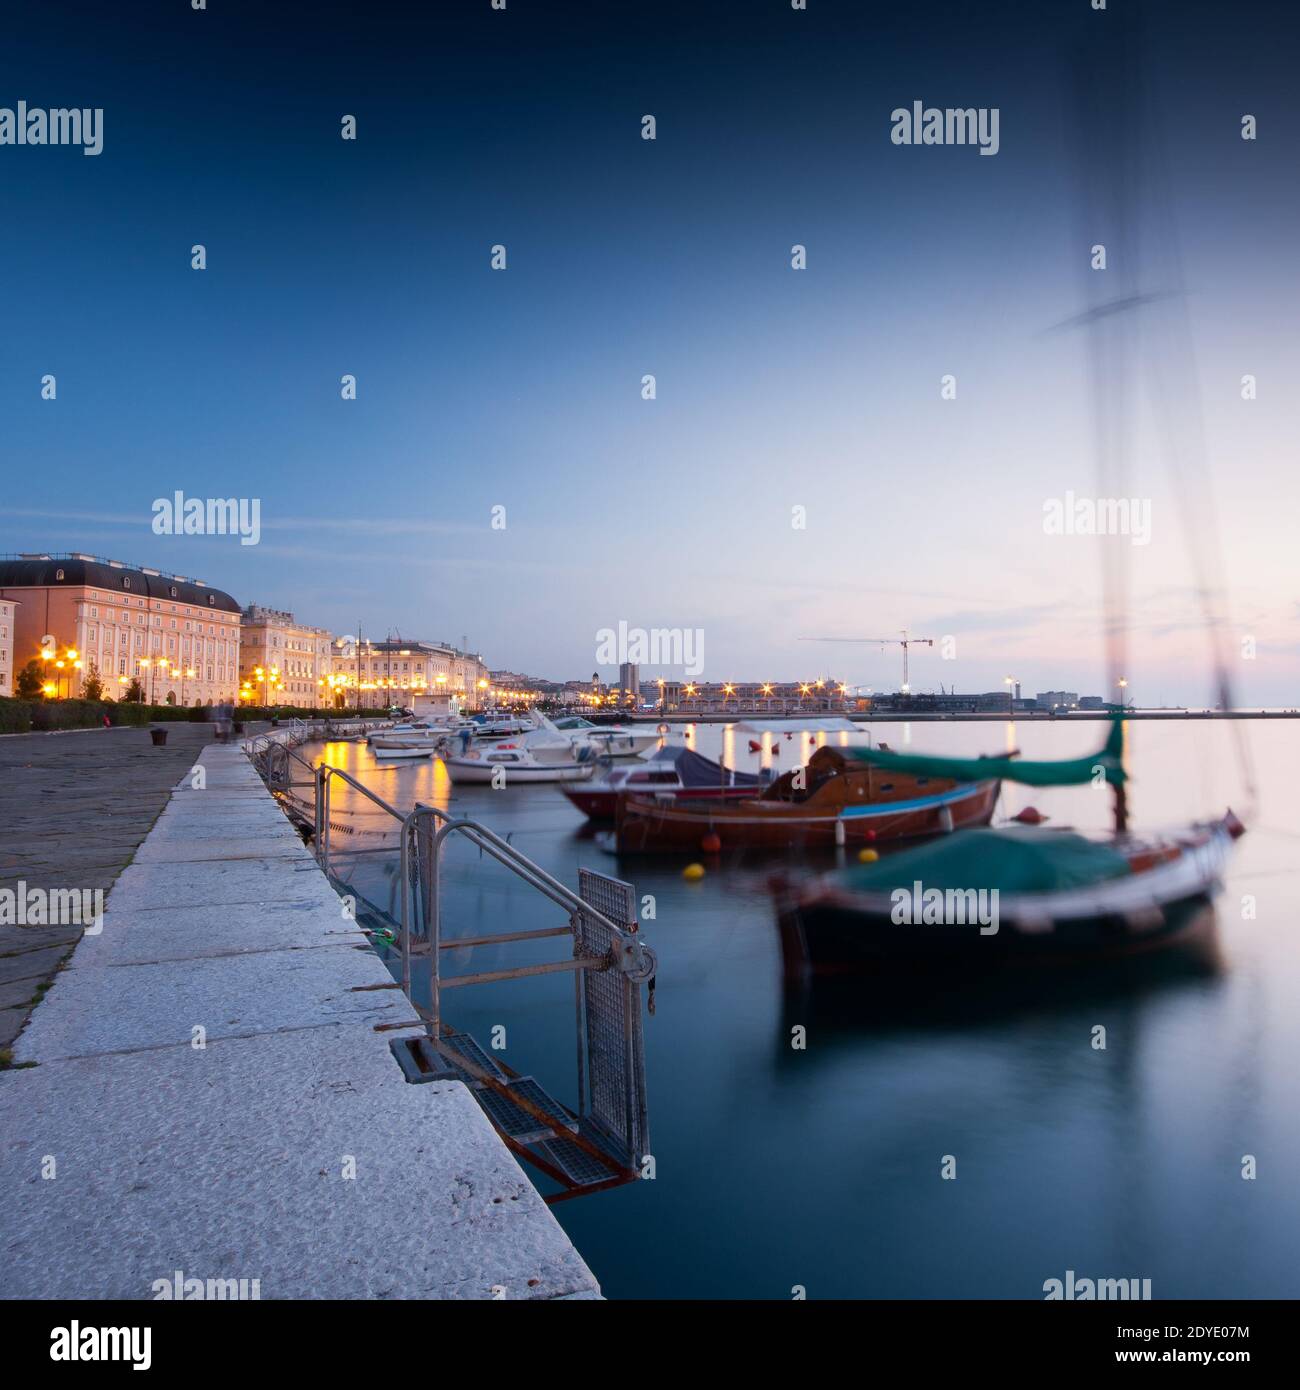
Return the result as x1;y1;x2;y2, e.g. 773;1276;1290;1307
1;0;1297;704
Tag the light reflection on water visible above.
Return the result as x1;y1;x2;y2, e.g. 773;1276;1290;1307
312;719;1300;1299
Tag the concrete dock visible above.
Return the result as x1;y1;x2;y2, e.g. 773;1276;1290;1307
0;739;600;1299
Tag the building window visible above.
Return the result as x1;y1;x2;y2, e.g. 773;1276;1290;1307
123;577;131;589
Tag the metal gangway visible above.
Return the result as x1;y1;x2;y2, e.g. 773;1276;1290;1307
246;734;655;1201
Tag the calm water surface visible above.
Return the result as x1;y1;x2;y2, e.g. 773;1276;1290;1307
312;719;1300;1299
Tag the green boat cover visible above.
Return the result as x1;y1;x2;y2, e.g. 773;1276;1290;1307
839;827;1133;895
842;717;1127;787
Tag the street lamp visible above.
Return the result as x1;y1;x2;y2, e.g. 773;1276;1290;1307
1004;675;1015;716
138;657;152;705
1117;677;1129;710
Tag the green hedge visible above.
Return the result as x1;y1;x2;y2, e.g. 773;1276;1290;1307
0;697;394;735
0;698;216;733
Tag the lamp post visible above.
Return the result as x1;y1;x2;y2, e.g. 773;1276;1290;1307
1005;675;1015;716
179;665;196;708
1117;677;1129;711
139;657;152;705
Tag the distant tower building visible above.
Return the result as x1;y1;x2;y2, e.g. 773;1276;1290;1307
619;662;640;705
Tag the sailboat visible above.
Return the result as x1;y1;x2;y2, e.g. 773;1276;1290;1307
772;16;1252;984
771;725;1244;980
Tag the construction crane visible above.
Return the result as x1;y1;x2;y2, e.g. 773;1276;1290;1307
798;629;936;693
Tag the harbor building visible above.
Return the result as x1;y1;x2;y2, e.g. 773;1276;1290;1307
239;605;336;707
1035;690;1080;711
332;638;490;710
0;596;15;696
0;553;242;705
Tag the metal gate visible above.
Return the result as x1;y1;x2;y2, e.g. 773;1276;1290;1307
576;870;650;1168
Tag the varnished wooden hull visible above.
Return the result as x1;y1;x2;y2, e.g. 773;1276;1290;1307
614;779;1000;854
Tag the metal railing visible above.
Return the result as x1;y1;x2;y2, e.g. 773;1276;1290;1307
246;733;655;1193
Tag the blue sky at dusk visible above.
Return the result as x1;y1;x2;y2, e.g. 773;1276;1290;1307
1;0;1296;703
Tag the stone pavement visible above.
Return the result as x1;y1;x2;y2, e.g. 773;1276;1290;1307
0;739;600;1299
0;723;220;1053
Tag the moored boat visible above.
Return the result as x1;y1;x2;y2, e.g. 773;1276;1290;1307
551;716;660;758
614;744;1000;853
562;745;765;822
443;744;597;784
772;815;1241;981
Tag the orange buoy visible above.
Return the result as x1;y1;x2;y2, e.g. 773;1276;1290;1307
701;831;722;854
858;848;879;863
682;863;706;881
1013;806;1046;825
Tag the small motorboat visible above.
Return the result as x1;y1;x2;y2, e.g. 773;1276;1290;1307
443;744;596;784
561;745;765;822
472;714;533;738
771;815;1242;981
371;743;436;761
551;716;660;758
368;722;450;747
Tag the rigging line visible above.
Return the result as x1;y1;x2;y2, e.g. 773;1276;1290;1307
1127;22;1258;820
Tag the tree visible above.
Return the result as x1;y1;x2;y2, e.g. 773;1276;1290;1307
81;662;104;702
15;659;44;700
124;678;145;703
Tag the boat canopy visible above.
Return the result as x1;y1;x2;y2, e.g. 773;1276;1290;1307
734;717;860;734
649;745;764;787
840;718;1127;787
838;827;1133;895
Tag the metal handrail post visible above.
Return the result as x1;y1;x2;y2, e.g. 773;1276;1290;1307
399;818;413;999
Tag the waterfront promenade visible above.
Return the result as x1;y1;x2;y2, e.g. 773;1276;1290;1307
0;724;220;1053
0;734;599;1299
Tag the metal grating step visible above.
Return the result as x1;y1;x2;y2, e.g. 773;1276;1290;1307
534;1127;627;1188
474;1077;579;1144
435;1032;508;1087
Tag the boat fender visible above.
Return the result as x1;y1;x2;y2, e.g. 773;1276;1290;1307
683;863;706;881
939;806;955;833
701;831;722;854
748;739;762;753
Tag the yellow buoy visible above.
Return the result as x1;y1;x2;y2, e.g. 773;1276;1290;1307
857;848;879;863
682;863;706;881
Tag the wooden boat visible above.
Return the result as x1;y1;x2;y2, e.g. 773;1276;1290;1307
772;814;1242;981
614;744;999;853
562;746;764;822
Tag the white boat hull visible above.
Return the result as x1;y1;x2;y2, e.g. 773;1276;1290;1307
371;745;436;760
443;756;595;784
